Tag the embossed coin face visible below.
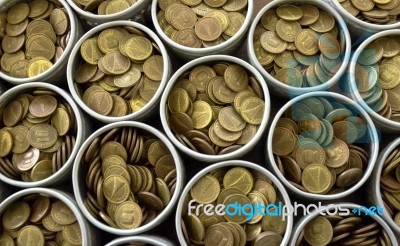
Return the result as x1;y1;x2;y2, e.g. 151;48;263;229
304;216;333;246
301;164;332;194
27;123;58;150
114;201;143;229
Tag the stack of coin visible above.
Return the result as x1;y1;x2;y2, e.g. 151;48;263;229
295;214;393;246
181;167;287;246
166;62;265;155
74;26;164;117
0;194;82;245
0;0;70;78
380;145;400;228
0;89;77;182
72;0;137;15
338;0;400;24
253;4;344;87
83;127;176;229
354;36;400;122
272;96;370;194
156;0;247;48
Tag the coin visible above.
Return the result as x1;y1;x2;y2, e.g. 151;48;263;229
114;201;142;229
304;216;333;246
157;0;247;48
0;130;13;157
75;26;164;117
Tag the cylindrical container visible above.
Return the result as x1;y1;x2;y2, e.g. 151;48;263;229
175;160;293;246
266;91;379;201
66;0;151;26
290;203;399;245
159;55;270;163
72;121;184;236
151;0;253;60
371;137;400;236
348;29;400;132
325;0;400;40
247;0;351;98
0;187;98;245
67;20;171;123
105;235;174;246
0;82;89;188
0;0;84;85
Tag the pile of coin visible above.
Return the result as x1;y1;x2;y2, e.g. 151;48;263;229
295;214;393;246
0;0;70;78
181;167;287;246
83;127;176;229
72;0;137;15
156;0;247;48
73;26;164;117
338;0;400;24
0;89;77;182
272;96;370;194
166;62;265;155
253;4;344;87
380;145;400;228
0;194;82;245
355;36;400;122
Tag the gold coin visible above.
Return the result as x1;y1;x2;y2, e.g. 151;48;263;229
299;5;320;25
80;38;103;65
301;164;332;194
190;175;220;204
114;201;142;229
29;95;58;118
124;36;153;62
28;59;53;77
2;201;30;230
240;97;264;125
17;225;44;246
10;60;30;78
143;55;164;81
170;5;197;30
218;106;246;132
224;12;245;37
51;108;71;136
9;126;30;154
205;10;229;31
319;33;340;60
295;29;319;56
195;17;222;42
168;88;190;113
27;123;58;149
51;200;77;225
223;194;252;224
224;64;249;92
103;175;130;203
276;19;301;43
304;216;333;246
0;129;13;157
30;159;53;181
62;222;82;245
276;5;303;21
174;28;202;48
7;3;29;25
261;10;279;31
49;9;69;36
191;101;213;129
26;35;55;60
310;11;335;33
12;147;40;172
223;167;253;194
324;138;350;168
83;86;114;115
379;62;400;89
260;31;287;54
102;51;131;75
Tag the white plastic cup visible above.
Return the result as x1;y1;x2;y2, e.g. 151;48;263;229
159;55;270;163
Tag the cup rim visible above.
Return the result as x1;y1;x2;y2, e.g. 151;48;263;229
0;82;84;188
348;29;400;130
266;91;379;200
0;0;78;84
329;0;400;31
159;54;271;162
0;187;90;245
372;136;400;235
150;0;254;54
174;160;293;246
66;0;148;20
72;121;184;235
247;0;352;95
290;202;398;245
104;235;174;246
66;20;171;123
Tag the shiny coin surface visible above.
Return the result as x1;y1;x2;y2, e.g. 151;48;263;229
254;4;344;88
0;0;71;78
